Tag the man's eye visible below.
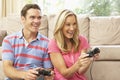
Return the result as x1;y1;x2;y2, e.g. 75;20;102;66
38;16;41;20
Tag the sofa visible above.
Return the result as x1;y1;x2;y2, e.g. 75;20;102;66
0;14;120;80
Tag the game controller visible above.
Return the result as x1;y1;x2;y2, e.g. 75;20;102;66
87;47;100;57
37;69;51;76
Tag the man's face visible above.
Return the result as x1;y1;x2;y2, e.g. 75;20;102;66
21;8;42;33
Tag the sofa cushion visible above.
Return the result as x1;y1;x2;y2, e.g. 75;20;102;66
0;14;48;37
92;45;120;60
77;15;90;40
89;16;120;45
39;15;48;37
0;30;7;46
48;14;90;39
48;14;56;39
0;14;23;35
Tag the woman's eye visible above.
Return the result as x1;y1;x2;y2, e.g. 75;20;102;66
66;24;70;26
73;23;76;26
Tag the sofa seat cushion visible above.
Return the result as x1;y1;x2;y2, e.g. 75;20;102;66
89;16;120;45
0;30;7;46
85;61;120;80
92;45;120;60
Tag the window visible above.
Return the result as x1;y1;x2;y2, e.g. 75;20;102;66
29;0;86;15
29;0;120;16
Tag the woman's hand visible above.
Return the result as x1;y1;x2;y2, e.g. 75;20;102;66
79;53;93;66
93;53;99;60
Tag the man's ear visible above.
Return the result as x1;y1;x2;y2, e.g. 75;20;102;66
21;16;25;23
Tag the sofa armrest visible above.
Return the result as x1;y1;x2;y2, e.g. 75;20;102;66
0;30;7;46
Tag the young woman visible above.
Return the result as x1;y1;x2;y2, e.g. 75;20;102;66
48;9;99;80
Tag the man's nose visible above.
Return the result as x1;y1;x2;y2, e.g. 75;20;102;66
34;18;41;23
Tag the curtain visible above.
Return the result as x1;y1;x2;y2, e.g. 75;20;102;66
0;0;26;19
0;0;14;18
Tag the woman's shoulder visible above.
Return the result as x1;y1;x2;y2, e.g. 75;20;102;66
78;35;90;48
48;38;57;46
49;38;56;43
48;38;61;53
79;35;88;41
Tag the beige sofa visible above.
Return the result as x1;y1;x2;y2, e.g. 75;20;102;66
0;14;120;80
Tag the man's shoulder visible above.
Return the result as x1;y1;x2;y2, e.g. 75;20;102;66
38;33;49;42
4;32;21;40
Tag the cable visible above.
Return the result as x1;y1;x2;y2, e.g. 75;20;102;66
89;60;95;80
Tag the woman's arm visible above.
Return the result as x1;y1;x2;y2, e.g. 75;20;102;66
77;49;94;74
77;56;92;74
50;52;82;78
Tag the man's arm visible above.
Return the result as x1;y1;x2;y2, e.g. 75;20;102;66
3;60;26;80
3;60;39;80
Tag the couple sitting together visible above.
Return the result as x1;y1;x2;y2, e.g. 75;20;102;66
2;4;99;80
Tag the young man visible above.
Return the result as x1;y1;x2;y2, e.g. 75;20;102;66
2;4;53;80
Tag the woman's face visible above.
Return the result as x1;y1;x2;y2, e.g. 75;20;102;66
62;15;77;40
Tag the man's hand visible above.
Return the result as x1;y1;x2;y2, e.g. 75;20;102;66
23;67;41;80
44;70;54;80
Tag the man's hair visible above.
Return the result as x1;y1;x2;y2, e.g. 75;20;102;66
21;4;41;17
54;9;80;52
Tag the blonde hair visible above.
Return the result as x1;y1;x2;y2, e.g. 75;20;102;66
54;9;80;52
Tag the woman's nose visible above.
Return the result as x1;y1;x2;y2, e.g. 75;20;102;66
70;25;74;30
